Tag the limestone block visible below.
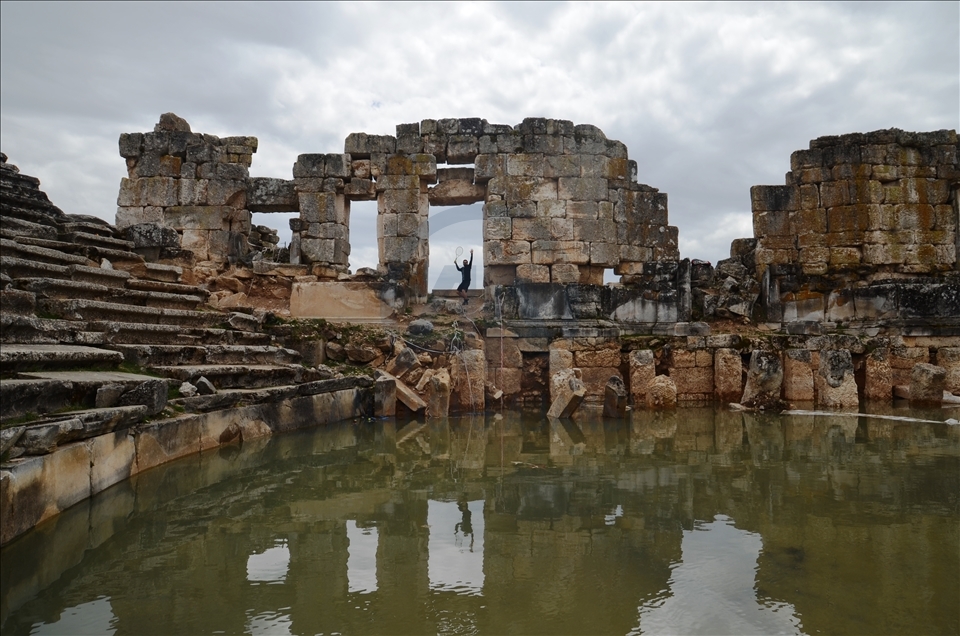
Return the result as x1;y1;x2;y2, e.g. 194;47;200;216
815;349;859;409
506;154;544;177
669;366;713;396
206;179;245;207
396;213;421;237
485;336;522;368
450;350;485;413
344;178;376;200
531;240;589;264
781;349;814;402
558;177;608;201
550;348;575;374
550;263;580;283
379;188;421;214
545;154;580;178
447;135;478;164
323;154;352;178
910;363;946;405
485;239;531;265
670;349;697;368
589;243;619;266
751;185;799;211
485;217;512;240
714;348;743;403
376;175;419;191
344;133;396;157
603;376;628;418
474;154;505;181
488;367;523;396
864;348;892;400
381;236;420;263
741;350;783;407
538;199;566;217
566;201;599;219
512;218;574;241
574;348;621;368
645;375;677;409
516;263;550;283
505;176;558;204
547;369;586;418
629;350;655;404
572;218;617;242
578;266;605;285
429;180;485;206
425;369;451;418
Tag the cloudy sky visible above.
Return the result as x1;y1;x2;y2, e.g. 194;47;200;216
1;1;957;285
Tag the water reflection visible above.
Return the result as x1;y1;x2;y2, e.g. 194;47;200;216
635;515;802;636
1;408;957;635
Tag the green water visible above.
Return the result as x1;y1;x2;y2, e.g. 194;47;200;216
2;406;958;635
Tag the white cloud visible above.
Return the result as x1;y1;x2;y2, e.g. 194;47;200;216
2;1;956;266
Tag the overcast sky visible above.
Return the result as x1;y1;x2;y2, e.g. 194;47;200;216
2;1;957;283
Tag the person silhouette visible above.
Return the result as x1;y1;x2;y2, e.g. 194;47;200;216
455;249;473;305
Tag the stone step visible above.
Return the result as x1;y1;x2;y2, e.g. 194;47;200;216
59;221;117;238
1;313;271;347
149;364;304;389
6;405;150;456
0;256;130;289
0;216;59;241
38;298;223;328
60;231;135;251
12;235;146;266
0;371;162;421
109;343;300;367
0;237;93;267
0;344;124;374
0;198;62;227
125;278;209;300
118;261;183;283
16;278;202;311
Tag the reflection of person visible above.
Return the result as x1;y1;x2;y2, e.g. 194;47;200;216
455;249;473;305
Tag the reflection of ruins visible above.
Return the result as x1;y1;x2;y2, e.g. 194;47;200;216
3;413;957;635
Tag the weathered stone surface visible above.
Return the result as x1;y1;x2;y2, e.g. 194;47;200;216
815;349;859;409
629;349;656;405
425;369;451;418
547;369;586;418
741;351;783;408
374;374;396;417
910;363;946;405
386;346;421;379
603;375;627;418
783;349;814;402
194;376;217;396
407;319;434;335
645;375;677;409
450;350;485;413
714;348;743;403
116;379;168;414
864;349;892;400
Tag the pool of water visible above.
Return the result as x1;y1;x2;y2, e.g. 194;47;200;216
2;406;958;635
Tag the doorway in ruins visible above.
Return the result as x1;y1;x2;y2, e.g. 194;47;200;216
428;202;483;295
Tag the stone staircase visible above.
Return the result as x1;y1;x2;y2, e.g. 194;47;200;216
0;153;320;458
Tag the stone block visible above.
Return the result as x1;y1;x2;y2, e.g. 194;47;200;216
505;176;557;204
670;349;697;368
545;154;580;178
551;263;580;283
485;239;531;265
574;348;621;368
485;217;512;240
910;363;946;405
820;181;850;208
566;201;599;219
629;350;655;404
425;369;451;418
516;263;550;283
815;349;859;409
864;349;892;400
512;218;573;241
669;366;714;395
379;188;421;214
531;240;589;264
547;369;586;418
589;243;619;266
783;349;814;401
741;350;783;408
381;236;420;263
645;375;677;409
750;185;799;211
714;348;742;403
603;376;628;418
558;177;608;201
507;153;544;177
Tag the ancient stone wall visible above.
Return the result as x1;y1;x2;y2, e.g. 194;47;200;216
749;128;959;325
116;113;257;266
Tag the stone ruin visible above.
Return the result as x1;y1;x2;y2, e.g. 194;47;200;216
2;115;959;545
113;114;958;330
